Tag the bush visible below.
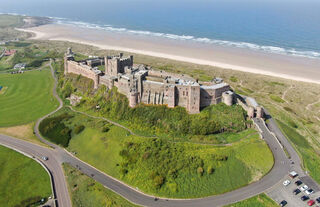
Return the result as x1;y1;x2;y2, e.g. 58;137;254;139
74;125;85;134
39;113;73;147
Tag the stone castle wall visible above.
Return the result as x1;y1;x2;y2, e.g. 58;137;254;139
64;50;233;114
65;59;100;89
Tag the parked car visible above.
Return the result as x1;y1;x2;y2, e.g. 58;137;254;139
316;197;320;203
308;200;315;206
279;200;287;207
293;188;301;195
295;180;302;186
300;185;309;191
301;195;310;201
306;189;314;195
283;180;291;186
289;171;298;178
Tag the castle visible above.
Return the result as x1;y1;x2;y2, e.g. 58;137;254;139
64;48;234;113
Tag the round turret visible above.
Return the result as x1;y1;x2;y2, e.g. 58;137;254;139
222;91;234;106
256;106;264;118
129;90;138;108
248;106;255;118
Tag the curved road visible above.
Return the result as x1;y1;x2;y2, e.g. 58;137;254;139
0;60;315;206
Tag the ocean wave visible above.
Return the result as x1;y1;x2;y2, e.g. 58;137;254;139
53;18;320;59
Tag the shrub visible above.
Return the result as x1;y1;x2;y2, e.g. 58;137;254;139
39;113;73;147
270;95;285;103
230;76;238;82
197;167;204;176
154;175;165;189
74;125;85;134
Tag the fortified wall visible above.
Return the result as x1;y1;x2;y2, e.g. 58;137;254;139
64;48;234;113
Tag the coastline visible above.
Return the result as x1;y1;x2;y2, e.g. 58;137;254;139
17;24;320;84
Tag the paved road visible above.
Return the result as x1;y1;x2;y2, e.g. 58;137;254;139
0;59;318;206
0;134;71;207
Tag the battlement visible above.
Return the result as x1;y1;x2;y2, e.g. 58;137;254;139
64;49;234;113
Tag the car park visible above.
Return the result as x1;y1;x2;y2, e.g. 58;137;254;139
295;180;302;186
279;200;287;206
306;189;314;195
293;188;301;195
300;185;309;191
308;200;315;206
283;180;290;186
302;195;310;201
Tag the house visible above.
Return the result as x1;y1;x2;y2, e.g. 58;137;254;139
14;63;26;70
4;49;17;56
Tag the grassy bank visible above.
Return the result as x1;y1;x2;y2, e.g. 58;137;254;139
63;163;139;207
225;194;277;207
40;108;273;198
276;119;320;182
0;69;59;126
0;145;51;207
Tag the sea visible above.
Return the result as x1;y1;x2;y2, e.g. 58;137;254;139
1;0;320;59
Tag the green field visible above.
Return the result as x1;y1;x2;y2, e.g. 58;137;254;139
40;108;273;198
0;69;59;126
0;145;51;207
63;163;139;207
225;194;277;207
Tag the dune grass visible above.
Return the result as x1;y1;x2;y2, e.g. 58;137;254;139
63;163;139;207
225;193;277;207
39;108;274;198
0;69;59;127
0;145;51;207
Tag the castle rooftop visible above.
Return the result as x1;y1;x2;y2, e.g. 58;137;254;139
200;82;228;89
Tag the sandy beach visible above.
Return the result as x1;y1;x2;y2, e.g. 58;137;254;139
18;24;320;84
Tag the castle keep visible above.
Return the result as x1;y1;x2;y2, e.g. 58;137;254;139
64;48;234;113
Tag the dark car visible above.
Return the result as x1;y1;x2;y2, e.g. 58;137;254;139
316;197;320;203
293;188;301;195
295;180;303;186
302;195;310;201
280;200;287;206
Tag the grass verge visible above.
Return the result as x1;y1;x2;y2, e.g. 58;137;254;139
63;163;139;207
0;145;51;207
225;193;277;207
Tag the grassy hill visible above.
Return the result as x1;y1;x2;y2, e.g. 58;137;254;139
0;145;51;207
0;69;59;126
40;108;273;198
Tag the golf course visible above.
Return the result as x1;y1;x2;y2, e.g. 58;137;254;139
0;69;59;127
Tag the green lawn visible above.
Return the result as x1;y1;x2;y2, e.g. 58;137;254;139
0;69;59;127
38;108;274;198
63;163;139;207
225;194;277;207
0;145;51;207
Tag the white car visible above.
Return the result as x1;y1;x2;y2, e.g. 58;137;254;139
306;189;314;195
299;185;308;191
283;180;291;186
41;156;48;161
